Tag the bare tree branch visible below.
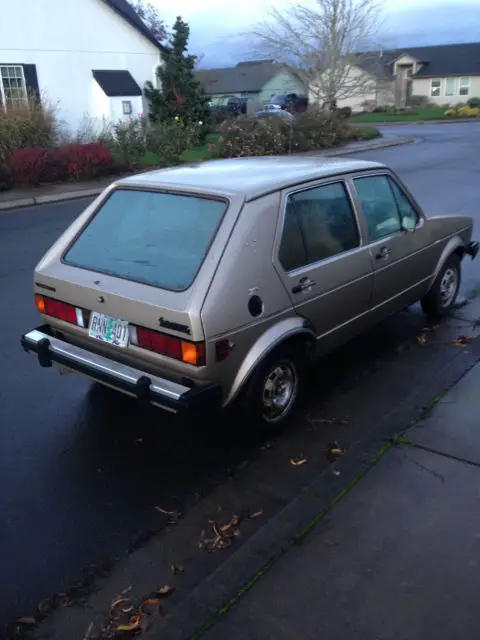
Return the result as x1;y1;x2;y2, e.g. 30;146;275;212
250;0;386;107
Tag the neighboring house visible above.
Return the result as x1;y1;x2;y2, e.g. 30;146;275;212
310;42;480;111
0;0;164;131
195;61;307;111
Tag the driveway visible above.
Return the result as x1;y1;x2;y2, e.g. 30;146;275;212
1;122;479;629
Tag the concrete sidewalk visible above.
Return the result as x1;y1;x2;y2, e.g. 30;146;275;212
0;135;413;212
198;362;480;640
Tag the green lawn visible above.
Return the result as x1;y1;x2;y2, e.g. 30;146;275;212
181;133;220;162
350;107;446;123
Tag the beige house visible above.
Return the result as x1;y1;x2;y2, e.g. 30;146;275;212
313;42;480;111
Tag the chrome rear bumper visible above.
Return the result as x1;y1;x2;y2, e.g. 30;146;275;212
21;326;221;415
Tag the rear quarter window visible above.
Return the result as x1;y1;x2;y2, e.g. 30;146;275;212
64;189;227;291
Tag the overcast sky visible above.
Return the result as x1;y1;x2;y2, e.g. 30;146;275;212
153;0;480;67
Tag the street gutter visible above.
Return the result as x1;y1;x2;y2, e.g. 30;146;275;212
0;136;414;214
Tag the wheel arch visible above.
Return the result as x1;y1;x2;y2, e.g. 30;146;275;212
429;237;464;288
223;317;315;407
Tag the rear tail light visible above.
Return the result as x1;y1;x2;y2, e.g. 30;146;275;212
35;294;83;326
135;326;206;366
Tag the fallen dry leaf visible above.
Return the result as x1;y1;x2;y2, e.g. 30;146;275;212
290;455;308;466
450;335;473;348
83;622;94;640
17;617;36;625
249;510;264;519
307;415;349;426
325;441;345;463
140;598;161;616
155;507;181;524
200;515;243;552
416;334;428;345
117;614;141;632
155;586;174;598
170;563;184;575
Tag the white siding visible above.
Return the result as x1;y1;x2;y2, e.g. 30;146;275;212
309;66;380;111
412;76;480;105
0;0;160;131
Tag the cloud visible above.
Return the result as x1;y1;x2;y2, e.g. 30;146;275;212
155;0;480;67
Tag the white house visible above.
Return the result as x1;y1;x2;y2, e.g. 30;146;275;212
0;0;164;132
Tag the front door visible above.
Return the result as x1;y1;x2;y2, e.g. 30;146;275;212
273;180;374;351
351;173;438;315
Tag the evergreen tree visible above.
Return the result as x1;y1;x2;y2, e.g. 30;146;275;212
144;17;210;124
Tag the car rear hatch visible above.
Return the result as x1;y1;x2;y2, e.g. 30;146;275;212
32;186;244;380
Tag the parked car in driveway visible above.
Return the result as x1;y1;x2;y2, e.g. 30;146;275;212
22;157;478;429
264;93;308;113
256;109;294;122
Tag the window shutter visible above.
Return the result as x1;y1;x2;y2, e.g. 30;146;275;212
23;64;41;103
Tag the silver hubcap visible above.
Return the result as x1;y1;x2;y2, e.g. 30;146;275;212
440;266;458;308
261;361;298;423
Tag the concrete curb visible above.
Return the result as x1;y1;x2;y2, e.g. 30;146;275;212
324;135;414;156
0;187;104;212
0;136;413;213
353;117;479;127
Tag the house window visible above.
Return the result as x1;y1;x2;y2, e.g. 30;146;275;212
122;100;132;115
0;65;28;108
430;79;441;97
445;78;456;97
459;77;470;96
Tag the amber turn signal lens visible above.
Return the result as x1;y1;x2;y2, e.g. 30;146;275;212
181;341;206;366
35;294;46;314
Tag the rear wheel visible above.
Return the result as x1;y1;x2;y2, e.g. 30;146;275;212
243;343;308;432
421;254;461;318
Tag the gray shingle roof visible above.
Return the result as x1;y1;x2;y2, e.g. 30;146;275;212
195;61;286;95
358;42;480;78
103;0;166;51
92;70;142;96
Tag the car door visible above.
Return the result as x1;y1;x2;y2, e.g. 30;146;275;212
351;172;438;315
273;179;374;352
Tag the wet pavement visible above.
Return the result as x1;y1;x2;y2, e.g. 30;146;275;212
1;122;480;630
200;363;480;640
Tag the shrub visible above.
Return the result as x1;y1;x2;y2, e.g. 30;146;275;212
455;102;467;109
8;143;115;185
467;107;480;117
146;119;204;165
8;147;66;185
212;110;364;159
348;125;380;140
406;95;429;108
0;98;59;163
467;97;480;108
444;109;457;117
457;105;472;117
0;164;13;191
336;106;352;119
62;143;116;181
112;117;147;169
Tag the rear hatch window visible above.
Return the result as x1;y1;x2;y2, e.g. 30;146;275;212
64;189;228;291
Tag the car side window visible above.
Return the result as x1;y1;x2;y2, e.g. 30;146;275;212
389;178;418;226
354;175;402;240
279;182;359;271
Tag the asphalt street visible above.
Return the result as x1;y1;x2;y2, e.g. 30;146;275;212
1;122;479;630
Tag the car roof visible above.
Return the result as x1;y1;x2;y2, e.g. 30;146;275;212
117;156;385;202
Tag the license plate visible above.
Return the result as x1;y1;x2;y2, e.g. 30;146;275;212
88;312;129;348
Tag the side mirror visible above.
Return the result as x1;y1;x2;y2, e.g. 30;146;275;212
402;216;416;233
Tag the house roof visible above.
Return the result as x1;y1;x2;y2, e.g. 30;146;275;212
93;70;142;96
357;42;480;79
195;61;287;95
102;0;166;52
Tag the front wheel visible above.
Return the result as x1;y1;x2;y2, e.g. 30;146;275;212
421;254;461;318
242;344;308;432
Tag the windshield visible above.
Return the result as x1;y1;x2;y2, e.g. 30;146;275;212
268;94;287;104
64;189;228;291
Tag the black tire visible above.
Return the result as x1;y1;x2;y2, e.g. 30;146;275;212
421;254;461;318
242;342;309;433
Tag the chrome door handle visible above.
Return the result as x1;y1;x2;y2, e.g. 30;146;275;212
292;277;316;294
375;246;391;260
